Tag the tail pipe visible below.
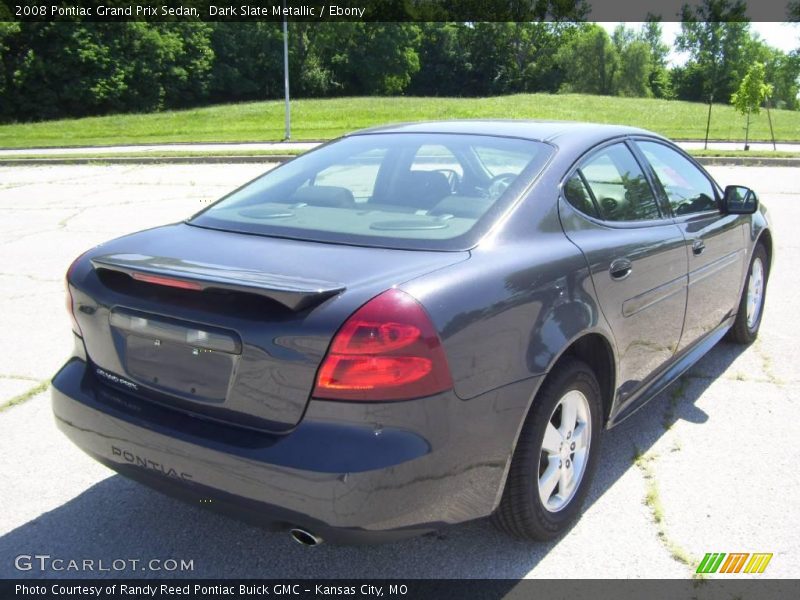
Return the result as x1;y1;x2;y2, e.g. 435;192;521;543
289;527;324;547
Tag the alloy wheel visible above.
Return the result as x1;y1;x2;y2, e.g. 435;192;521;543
538;389;592;512
746;257;765;329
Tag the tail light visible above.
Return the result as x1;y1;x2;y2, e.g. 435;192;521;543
65;253;85;336
312;289;453;401
130;272;204;290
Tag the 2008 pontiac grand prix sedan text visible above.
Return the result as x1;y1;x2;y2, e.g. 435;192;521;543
52;121;772;545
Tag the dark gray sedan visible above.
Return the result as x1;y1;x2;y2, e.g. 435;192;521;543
53;121;771;544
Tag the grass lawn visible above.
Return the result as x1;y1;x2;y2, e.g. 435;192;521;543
1;94;799;149
688;149;800;158
0;149;304;160
1;149;798;163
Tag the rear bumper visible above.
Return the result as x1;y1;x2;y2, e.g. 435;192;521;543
51;352;540;544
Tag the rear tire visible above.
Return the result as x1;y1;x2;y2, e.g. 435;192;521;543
492;358;602;541
727;243;769;345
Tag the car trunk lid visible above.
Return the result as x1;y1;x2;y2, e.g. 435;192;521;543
70;223;468;432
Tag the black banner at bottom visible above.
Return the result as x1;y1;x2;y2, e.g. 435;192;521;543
2;579;799;600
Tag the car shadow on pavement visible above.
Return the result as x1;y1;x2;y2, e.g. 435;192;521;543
0;341;748;579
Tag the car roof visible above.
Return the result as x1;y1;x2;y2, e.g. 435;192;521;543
348;119;666;147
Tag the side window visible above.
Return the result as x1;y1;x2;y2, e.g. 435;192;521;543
637;141;718;215
578;143;661;222
563;172;599;218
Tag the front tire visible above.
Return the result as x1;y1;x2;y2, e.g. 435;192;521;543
493;358;602;541
727;243;769;345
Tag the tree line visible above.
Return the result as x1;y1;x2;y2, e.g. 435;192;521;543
0;9;798;123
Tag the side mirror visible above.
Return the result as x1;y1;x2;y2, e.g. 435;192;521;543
722;185;758;214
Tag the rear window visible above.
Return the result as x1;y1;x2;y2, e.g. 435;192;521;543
189;133;552;250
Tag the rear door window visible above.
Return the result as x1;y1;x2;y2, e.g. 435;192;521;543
577;143;661;222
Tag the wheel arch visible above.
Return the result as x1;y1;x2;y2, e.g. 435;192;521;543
547;332;617;425
756;228;773;276
547;332;617;427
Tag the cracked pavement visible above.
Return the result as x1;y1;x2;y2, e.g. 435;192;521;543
0;164;797;578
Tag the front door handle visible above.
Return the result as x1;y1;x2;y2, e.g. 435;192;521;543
692;240;706;255
609;258;633;280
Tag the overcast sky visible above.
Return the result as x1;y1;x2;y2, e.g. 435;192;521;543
599;22;800;66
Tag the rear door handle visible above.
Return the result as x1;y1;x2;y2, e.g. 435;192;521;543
609;258;632;280
692;240;706;255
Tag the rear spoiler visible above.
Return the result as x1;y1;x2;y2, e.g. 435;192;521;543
91;253;345;311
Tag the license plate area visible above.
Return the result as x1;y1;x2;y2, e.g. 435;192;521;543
110;309;241;403
125;335;233;402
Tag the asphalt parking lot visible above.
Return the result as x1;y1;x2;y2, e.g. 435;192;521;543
0;164;797;579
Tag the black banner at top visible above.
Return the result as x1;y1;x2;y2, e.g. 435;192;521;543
2;0;799;22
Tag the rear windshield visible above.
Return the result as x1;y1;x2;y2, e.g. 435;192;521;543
189;133;553;250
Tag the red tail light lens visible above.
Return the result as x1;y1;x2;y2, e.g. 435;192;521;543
313;289;453;401
130;272;204;290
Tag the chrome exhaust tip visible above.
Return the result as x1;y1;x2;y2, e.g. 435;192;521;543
289;527;323;547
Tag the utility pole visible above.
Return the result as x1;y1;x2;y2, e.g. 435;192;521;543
282;1;291;141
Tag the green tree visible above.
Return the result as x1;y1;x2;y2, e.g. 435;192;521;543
409;23;471;96
0;23;214;121
641;17;672;98
517;22;583;93
739;34;800;110
669;62;708;102
462;23;517;95
675;0;751;104
153;23;215;108
557;24;618;95
462;19;585;96
612;25;652;97
313;23;421;95
768;50;800;110
287;23;336;97
0;22;20;116
732;62;773;114
731;62;774;146
209;23;284;102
